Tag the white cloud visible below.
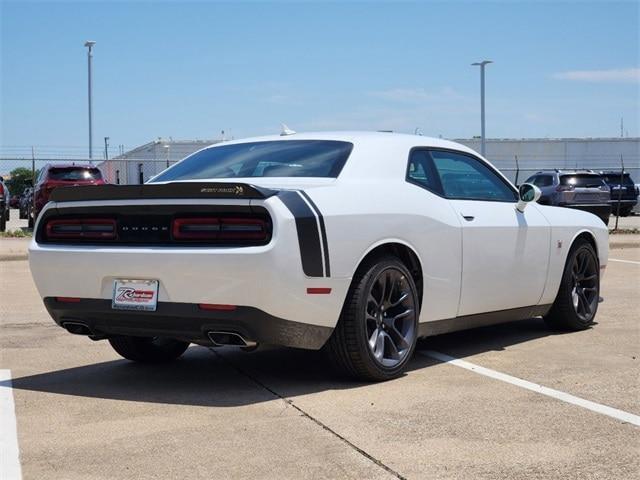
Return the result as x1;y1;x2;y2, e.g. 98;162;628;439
552;68;640;83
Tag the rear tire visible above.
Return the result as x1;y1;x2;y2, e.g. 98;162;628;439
325;255;419;381
108;336;189;363
0;210;6;232
544;239;600;331
618;207;632;217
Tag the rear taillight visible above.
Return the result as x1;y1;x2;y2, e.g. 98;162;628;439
556;185;575;192
45;218;117;240
172;217;268;241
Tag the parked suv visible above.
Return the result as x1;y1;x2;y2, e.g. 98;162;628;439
19;187;33;221
525;170;611;225
599;171;638;217
0;176;10;232
33;164;105;226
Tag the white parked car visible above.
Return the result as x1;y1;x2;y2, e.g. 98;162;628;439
29;132;608;381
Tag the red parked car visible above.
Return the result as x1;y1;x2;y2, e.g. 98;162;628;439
31;164;106;227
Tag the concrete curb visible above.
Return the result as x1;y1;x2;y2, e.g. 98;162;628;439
610;243;640;250
0;255;29;262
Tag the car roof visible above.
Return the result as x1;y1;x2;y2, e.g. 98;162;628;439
535;170;600;175
157;130;515;185
198;130;477;155
45;163;98;170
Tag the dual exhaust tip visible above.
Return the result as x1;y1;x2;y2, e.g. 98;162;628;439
207;331;257;348
62;321;94;336
62;322;257;349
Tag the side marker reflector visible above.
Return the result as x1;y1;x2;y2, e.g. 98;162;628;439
199;303;237;311
307;288;332;295
56;297;81;303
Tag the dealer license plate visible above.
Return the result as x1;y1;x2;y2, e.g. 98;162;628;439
112;279;159;311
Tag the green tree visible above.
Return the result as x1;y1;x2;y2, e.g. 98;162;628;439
6;167;37;196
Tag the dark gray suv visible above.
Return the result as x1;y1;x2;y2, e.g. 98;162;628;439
524;170;611;225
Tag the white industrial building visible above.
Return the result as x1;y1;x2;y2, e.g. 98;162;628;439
98;136;639;185
456;137;640;182
98;138;220;185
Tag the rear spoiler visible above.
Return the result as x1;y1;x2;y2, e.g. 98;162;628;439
49;182;279;202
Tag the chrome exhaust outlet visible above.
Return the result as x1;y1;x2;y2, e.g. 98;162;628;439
62;321;94;336
207;331;257;348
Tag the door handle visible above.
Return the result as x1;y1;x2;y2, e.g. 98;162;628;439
461;214;475;222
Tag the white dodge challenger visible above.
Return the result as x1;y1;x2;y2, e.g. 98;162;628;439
29;132;608;381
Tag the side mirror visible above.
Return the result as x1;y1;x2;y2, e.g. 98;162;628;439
516;183;541;213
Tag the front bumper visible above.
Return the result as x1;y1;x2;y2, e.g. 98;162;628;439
44;297;333;350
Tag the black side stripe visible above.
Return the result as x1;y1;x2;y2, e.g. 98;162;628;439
299;191;331;277
278;191;324;277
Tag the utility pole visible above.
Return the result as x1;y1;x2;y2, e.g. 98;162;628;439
104;136;110;160
471;60;493;157
31;147;35;229
84;41;96;162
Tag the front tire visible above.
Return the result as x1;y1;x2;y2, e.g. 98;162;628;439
109;336;189;363
326;255;419;381
544;239;600;331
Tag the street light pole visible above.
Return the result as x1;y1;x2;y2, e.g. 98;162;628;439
471;60;492;157
164;144;170;168
84;41;96;162
104;136;110;160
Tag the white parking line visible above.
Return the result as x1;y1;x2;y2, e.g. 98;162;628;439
609;258;640;265
420;350;640;427
0;369;22;480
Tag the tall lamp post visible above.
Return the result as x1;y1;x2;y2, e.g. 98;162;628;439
471;60;492;157
85;41;96;162
164;144;171;168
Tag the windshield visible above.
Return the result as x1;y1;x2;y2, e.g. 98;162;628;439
560;174;606;188
151;140;353;182
601;174;634;185
49;167;103;181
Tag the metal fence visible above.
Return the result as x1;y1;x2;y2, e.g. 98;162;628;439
1;155;638;187
0;158;181;186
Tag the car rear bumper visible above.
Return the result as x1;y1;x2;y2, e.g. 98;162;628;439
44;297;333;350
608;199;638;208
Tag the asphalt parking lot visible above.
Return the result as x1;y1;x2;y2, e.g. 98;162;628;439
0;235;638;479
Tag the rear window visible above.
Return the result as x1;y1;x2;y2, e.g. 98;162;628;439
601;174;634;185
151;140;353;182
49;167;103;181
560;174;605;188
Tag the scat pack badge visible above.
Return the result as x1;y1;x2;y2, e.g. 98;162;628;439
200;185;245;195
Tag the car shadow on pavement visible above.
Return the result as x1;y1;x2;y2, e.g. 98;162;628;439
3;317;571;407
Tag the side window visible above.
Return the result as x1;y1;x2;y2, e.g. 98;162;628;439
528;175;547;187
525;175;538;185
407;150;439;192
430;150;517;202
537;175;553;187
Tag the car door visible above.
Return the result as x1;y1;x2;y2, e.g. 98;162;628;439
428;149;551;316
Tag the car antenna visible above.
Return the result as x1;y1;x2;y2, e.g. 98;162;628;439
280;123;296;136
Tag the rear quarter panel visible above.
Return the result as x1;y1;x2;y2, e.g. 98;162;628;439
301;179;463;322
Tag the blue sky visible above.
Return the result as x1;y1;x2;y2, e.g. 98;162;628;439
1;0;638;156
